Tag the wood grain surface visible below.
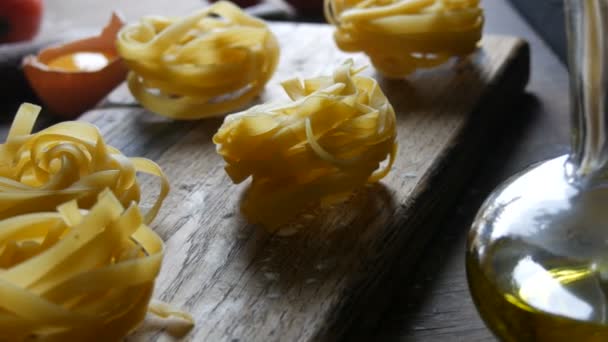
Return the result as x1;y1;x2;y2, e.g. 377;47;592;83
68;23;529;341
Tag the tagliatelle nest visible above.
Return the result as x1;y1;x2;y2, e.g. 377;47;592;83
0;103;168;224
116;1;280;120
213;61;397;230
0;190;193;341
325;0;484;77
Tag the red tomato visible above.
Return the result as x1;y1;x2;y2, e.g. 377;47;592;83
0;0;43;43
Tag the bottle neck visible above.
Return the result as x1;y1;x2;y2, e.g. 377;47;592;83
566;0;608;177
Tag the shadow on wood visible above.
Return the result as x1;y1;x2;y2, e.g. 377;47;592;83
378;48;489;121
240;183;397;291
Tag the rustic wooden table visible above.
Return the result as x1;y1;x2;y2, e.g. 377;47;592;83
1;0;569;341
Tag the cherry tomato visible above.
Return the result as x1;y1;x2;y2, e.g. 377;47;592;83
0;0;43;44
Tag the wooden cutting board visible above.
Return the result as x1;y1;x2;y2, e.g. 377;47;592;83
76;23;529;341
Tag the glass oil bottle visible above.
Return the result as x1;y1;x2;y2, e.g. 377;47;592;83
467;0;608;340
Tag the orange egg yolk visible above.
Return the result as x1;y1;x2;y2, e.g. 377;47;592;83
46;51;115;72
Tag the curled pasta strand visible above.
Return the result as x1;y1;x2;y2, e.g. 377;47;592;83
117;1;280;119
0;189;193;341
214;60;397;230
0;103;169;224
325;0;484;77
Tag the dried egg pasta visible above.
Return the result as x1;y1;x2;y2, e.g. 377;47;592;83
325;0;484;77
214;61;397;230
0;103;168;224
0;190;193;341
117;1;280;119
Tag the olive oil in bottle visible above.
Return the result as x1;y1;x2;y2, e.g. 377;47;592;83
467;0;608;340
467;156;608;341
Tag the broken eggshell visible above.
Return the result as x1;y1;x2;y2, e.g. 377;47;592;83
23;13;127;118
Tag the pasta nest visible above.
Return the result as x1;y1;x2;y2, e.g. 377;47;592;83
213;61;397;230
325;0;484;77
0;189;192;341
116;1;280;120
0;103;169;224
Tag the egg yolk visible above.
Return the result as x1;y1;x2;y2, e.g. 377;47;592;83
46;51;115;72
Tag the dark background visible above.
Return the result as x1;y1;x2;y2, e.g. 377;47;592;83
510;0;567;63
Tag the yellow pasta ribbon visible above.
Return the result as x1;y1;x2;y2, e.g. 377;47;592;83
116;1;280;120
213;60;397;230
0;103;169;224
0;189;193;341
325;0;484;77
